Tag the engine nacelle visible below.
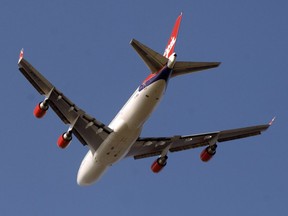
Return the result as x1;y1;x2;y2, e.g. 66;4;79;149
57;132;72;149
151;156;168;173
34;101;49;118
200;145;217;162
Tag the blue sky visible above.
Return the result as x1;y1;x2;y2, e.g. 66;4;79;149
0;0;287;215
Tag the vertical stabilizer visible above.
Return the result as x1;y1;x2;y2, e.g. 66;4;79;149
131;13;220;76
163;13;183;58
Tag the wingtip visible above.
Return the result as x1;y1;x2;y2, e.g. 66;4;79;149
18;48;24;64
269;116;276;126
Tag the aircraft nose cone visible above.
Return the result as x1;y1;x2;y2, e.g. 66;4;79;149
77;165;108;186
77;151;109;186
77;173;92;186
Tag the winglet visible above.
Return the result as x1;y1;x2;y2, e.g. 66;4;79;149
163;13;183;58
18;48;24;64
269;116;276;126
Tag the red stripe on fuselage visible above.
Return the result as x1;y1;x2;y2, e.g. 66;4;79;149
143;73;156;84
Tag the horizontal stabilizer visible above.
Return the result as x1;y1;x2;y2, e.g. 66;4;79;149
130;39;220;77
130;39;167;74
171;61;221;78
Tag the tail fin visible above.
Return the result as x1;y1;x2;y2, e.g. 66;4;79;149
130;13;183;74
163;13;183;58
130;13;221;76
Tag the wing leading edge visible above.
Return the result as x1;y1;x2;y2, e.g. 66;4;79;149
127;123;271;159
18;53;113;152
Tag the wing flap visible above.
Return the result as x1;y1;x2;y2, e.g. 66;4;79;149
47;88;82;124
218;124;269;142
47;89;113;151
127;123;270;159
71;113;113;150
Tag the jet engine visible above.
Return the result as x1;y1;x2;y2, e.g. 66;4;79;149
57;131;72;149
200;144;217;162
151;155;168;173
34;101;49;118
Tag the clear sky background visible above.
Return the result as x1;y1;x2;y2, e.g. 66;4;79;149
0;0;287;215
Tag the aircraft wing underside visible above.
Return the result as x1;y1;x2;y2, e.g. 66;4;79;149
18;58;113;152
127;124;270;159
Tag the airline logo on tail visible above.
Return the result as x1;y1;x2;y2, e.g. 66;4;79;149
163;13;183;58
163;37;176;58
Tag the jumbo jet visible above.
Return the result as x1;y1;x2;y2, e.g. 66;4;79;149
18;13;273;186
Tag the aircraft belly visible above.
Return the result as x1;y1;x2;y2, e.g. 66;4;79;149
77;126;141;186
77;80;166;185
99;80;166;162
94;127;141;164
120;80;166;128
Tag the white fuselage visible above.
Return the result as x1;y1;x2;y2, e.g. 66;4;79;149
77;79;167;185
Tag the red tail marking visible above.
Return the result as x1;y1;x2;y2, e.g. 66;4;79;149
163;13;183;58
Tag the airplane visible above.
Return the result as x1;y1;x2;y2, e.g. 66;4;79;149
18;13;273;186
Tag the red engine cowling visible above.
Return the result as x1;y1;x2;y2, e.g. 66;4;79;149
200;145;217;162
57;132;72;149
34;101;49;118
151;156;168;173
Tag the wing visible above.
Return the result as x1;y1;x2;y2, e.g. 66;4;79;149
18;53;113;152
126;124;271;159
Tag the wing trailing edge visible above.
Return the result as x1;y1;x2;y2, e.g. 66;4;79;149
127;122;271;159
